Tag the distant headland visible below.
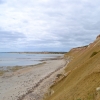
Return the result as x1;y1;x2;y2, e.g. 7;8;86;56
0;52;67;54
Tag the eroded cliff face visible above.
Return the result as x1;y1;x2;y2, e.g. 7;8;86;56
70;45;88;52
44;34;100;100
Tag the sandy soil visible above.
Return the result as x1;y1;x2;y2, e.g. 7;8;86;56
0;59;67;100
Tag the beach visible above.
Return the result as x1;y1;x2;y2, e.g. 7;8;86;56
0;58;67;100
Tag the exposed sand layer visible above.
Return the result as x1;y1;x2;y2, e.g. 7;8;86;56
0;59;67;100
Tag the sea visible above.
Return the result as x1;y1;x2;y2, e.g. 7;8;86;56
0;53;63;68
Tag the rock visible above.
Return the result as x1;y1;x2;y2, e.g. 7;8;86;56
96;87;100;91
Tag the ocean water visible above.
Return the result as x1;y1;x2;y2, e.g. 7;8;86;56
0;53;63;68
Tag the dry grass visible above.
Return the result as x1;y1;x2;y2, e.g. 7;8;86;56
0;70;6;76
7;66;23;72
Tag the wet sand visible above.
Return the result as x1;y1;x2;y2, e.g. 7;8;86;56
0;59;67;100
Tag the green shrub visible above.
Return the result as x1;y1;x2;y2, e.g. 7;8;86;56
90;52;98;58
0;70;5;76
56;74;62;78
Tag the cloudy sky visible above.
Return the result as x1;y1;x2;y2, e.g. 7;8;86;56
0;0;100;52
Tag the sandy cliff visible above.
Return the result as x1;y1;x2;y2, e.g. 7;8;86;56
44;34;100;100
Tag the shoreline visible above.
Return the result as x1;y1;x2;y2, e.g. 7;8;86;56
0;54;64;71
0;57;68;100
18;59;68;100
0;56;64;76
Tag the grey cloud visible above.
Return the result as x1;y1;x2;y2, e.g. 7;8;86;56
0;0;100;51
0;31;25;39
83;21;100;30
0;31;27;51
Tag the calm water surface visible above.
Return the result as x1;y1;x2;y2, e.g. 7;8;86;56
0;53;63;67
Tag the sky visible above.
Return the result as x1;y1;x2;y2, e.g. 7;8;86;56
0;0;100;52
